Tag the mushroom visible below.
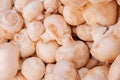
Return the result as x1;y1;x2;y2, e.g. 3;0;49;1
81;66;109;80
44;0;59;13
0;43;19;80
63;6;85;26
74;24;93;41
82;1;117;26
56;34;89;69
22;0;43;21
40;14;71;45
26;21;45;41
0;9;23;39
53;60;79;80
90;22;120;62
36;40;59;63
22;57;45;80
14;29;35;57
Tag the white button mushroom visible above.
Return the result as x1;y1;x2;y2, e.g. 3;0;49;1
26;21;45;41
44;0;58;13
82;1;117;26
41;14;71;45
22;57;45;80
74;24;93;41
53;60;79;80
22;0;43;21
0;9;23;39
14;29;35;58
56;34;89;69
36;40;59;63
63;6;85;26
81;66;109;80
0;43;19;80
90;23;120;62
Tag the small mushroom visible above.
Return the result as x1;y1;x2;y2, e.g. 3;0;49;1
74;24;93;41
81;66;109;80
0;9;23;39
56;34;89;69
53;60;79;80
22;0;43;21
63;6;85;26
82;1;117;26
36;40;59;63
22;57;45;80
14;29;35;57
41;14;71;45
26;21;45;41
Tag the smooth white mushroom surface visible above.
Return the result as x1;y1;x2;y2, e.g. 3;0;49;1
0;0;120;80
22;57;45;80
0;43;19;80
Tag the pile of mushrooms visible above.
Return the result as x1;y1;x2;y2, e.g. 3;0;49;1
0;0;120;80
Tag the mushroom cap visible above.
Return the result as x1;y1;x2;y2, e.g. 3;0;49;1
0;43;19;80
22;57;45;80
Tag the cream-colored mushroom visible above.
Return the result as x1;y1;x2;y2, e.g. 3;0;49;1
0;0;13;14
74;24;92;41
26;21;45;41
53;60;79;80
36;40;59;63
13;71;27;80
44;64;55;80
88;0;112;4
78;67;89;79
56;34;89;69
82;1;117;26
22;57;45;80
85;57;99;69
0;43;19;80
81;66;109;80
63;6;85;26
60;0;88;7
14;29;35;57
44;0;58;13
0;9;23;39
90;23;120;62
108;54;120;80
40;14;71;45
14;0;34;12
22;0;43;21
